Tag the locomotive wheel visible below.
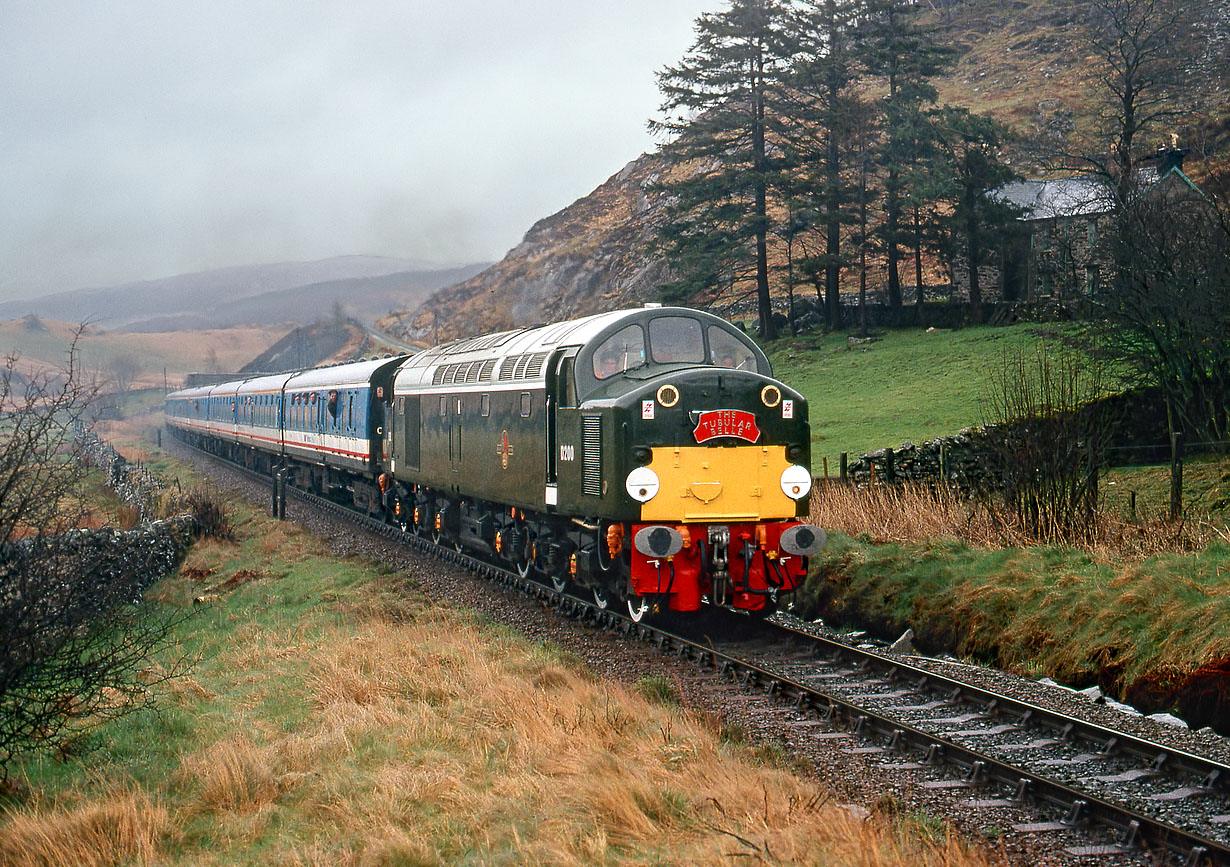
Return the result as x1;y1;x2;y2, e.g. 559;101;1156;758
597;524;618;572
550;571;568;594
626;595;652;623
592;584;611;610
516;539;537;579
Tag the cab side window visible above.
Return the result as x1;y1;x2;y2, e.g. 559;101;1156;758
592;324;645;379
707;326;758;372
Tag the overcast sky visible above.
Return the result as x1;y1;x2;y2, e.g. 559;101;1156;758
0;1;708;302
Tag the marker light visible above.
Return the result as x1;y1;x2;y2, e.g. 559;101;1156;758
780;464;813;500
626;466;660;502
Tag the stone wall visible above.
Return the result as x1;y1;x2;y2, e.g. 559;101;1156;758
0;516;198;612
76;425;165;521
844;388;1180;492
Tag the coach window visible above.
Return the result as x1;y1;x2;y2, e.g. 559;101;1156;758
347;394;354;429
520;392;531;418
439;395;448;418
481;394;490;417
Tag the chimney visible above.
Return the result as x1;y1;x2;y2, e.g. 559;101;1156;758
1153;136;1188;176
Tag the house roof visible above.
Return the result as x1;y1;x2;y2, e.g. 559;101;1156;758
995;178;1116;221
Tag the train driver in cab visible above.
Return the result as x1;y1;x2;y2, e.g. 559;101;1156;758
595;349;622;380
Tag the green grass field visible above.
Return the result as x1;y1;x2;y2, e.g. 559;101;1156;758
767;323;1057;462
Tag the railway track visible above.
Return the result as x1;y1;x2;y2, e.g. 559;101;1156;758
183;440;1230;866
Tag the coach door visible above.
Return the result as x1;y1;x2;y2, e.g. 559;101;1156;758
371;389;386;464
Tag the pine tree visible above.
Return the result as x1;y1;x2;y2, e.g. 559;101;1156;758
930;107;1022;324
782;0;866;330
856;0;955;308
651;0;794;339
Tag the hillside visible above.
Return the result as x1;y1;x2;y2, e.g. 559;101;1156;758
0;316;285;393
376;0;1229;345
0;257;488;332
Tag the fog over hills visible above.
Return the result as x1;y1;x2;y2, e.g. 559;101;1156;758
0;256;489;331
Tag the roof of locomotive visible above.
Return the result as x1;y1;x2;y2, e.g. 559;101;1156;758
393;306;760;392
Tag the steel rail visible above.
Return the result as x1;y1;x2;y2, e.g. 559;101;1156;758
759;617;1229;795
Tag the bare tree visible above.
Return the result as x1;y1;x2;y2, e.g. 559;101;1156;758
1088;0;1189;204
110;352;143;394
1095;184;1230;516
0;333;195;775
982;342;1113;543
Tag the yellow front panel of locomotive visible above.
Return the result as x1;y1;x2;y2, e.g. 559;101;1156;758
642;445;796;522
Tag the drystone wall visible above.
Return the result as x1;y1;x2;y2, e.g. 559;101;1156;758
76;425;165;521
845;389;1177;492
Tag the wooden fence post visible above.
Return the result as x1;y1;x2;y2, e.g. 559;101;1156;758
1170;432;1184;520
839;452;848;484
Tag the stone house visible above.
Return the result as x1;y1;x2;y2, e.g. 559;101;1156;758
951;147;1204;304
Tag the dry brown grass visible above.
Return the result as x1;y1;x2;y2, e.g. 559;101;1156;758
810;480;1218;559
810;480;1001;546
165;615;993;865
0;788;167;867
179;735;279;813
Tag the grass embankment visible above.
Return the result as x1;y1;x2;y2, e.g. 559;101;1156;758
766;325;1230;729
0;447;994;866
798;474;1230;731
